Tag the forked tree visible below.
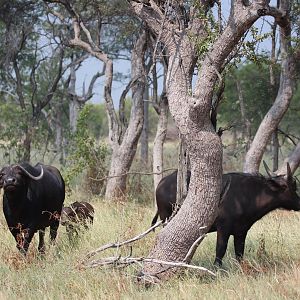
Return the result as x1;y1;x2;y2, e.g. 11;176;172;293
45;1;147;199
128;0;292;281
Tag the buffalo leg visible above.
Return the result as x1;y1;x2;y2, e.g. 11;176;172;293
214;229;230;266
233;232;247;262
15;228;35;255
38;229;46;253
49;221;59;243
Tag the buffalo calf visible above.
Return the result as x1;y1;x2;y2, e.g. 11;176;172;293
60;201;94;239
152;164;300;265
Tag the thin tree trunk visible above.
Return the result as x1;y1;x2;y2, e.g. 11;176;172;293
152;95;168;206
272;133;279;171
243;9;294;173
69;99;80;133
55;108;64;164
140;85;149;165
22;126;32;162
270;21;279;172
236;77;251;150
232;128;237;150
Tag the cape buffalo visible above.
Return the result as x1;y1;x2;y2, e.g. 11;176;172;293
0;162;65;255
60;201;94;239
152;164;300;265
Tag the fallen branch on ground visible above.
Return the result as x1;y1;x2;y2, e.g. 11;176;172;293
82;255;216;277
81;220;163;263
80;222;215;281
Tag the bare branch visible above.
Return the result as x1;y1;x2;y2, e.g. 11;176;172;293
81;221;163;263
88;168;178;182
183;233;206;263
82;256;216;278
277;128;299;146
119;77;140;126
40;47;65;110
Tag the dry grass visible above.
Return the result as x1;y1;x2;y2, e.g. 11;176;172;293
0;190;300;299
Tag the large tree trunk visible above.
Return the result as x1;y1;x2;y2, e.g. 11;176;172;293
243;10;294;173
130;0;290;281
105;142;140;198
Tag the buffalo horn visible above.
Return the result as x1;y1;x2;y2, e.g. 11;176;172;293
18;164;44;180
263;160;276;178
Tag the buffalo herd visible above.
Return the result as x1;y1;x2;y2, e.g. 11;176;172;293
0;161;299;268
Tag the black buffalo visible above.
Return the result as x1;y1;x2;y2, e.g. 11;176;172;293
60;201;94;239
0;162;65;255
151;164;300;265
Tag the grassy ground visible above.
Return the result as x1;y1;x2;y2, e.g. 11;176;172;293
0;190;300;300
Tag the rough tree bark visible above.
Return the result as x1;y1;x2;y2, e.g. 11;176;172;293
243;0;294;173
129;0;285;281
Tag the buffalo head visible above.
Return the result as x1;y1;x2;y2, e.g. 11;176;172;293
265;162;300;211
0;163;44;192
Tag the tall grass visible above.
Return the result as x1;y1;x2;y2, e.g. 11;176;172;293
0;190;300;300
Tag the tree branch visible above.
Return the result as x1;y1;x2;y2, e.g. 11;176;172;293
81;220;163;263
82;256;216;279
40;47;65;110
